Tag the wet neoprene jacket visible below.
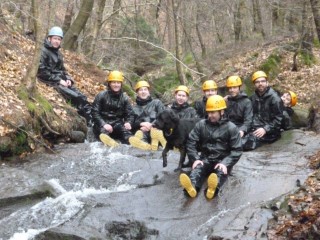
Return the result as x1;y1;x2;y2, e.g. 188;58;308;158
132;96;166;131
171;101;198;119
187;118;242;169
194;97;207;119
92;90;134;127
250;87;283;133
37;39;72;85
225;92;253;134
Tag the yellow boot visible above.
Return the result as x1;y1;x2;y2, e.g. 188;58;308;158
134;130;144;139
151;138;159;151
179;173;197;198
99;133;119;148
150;128;167;148
206;173;218;199
129;136;152;151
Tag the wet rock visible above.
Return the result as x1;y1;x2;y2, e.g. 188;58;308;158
308;100;320;133
105;220;159;239
69;131;86;143
35;229;86;240
291;107;308;128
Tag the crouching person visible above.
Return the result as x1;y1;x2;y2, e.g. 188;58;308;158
179;95;242;199
92;71;135;147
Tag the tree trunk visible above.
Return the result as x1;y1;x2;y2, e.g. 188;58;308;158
88;0;106;59
310;0;320;41
109;0;122;38
62;0;94;51
62;0;75;34
21;0;44;97
47;0;56;28
196;4;206;59
234;0;244;42
166;0;174;51
252;0;265;37
172;0;187;85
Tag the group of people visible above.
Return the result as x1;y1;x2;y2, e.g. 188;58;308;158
38;26;298;200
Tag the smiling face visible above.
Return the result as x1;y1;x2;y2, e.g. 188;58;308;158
204;89;217;98
137;87;150;100
175;91;188;105
253;77;268;95
48;36;62;48
281;92;292;107
109;81;122;92
228;86;240;97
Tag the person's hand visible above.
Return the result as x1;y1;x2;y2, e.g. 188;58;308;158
66;79;72;86
140;122;152;131
215;163;227;174
253;128;266;138
192;160;203;169
239;130;244;138
59;79;68;87
103;124;113;133
224;95;229;102
124;122;132;130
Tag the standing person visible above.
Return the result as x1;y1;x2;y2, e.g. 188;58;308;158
179;95;242;199
92;71;135;147
280;90;297;130
194;80;218;119
224;76;253;138
242;71;283;150
37;26;92;125
171;85;198;119
130;80;167;150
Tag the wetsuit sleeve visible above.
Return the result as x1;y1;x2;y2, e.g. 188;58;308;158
186;122;202;163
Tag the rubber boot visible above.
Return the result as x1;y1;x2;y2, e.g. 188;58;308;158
206;173;218;199
99;133;119;147
151;138;159;151
129;136;152;150
179;173;197;198
150;128;167;148
134;130;144;140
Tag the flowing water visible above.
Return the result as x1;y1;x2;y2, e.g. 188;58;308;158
0;130;319;240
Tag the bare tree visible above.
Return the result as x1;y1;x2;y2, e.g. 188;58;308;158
196;4;207;59
62;0;75;34
21;0;44;96
88;0;106;58
109;0;122;39
310;0;320;41
63;0;94;51
172;0;187;85
252;0;265;37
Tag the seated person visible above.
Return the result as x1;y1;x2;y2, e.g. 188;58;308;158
280;90;297;130
37;26;92;125
224;76;252;138
194;80;218;119
242;71;283;151
170;85;198;119
130;81;166;150
92;71;135;147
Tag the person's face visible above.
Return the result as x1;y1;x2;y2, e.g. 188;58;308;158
109;81;122;92
175;91;188;105
228;86;240;97
207;110;223;123
48;36;62;48
204;89;217;98
137;87;150;99
254;77;268;94
281;92;292;107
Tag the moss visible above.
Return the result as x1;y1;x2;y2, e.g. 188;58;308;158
153;73;180;95
123;83;136;99
299;51;316;66
183;53;194;65
260;54;282;80
12;131;30;155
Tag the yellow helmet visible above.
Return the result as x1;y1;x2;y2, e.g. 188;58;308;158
252;71;267;82
175;85;190;95
202;80;218;91
134;81;150;91
206;95;227;111
226;76;242;87
107;70;124;82
288;90;297;106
